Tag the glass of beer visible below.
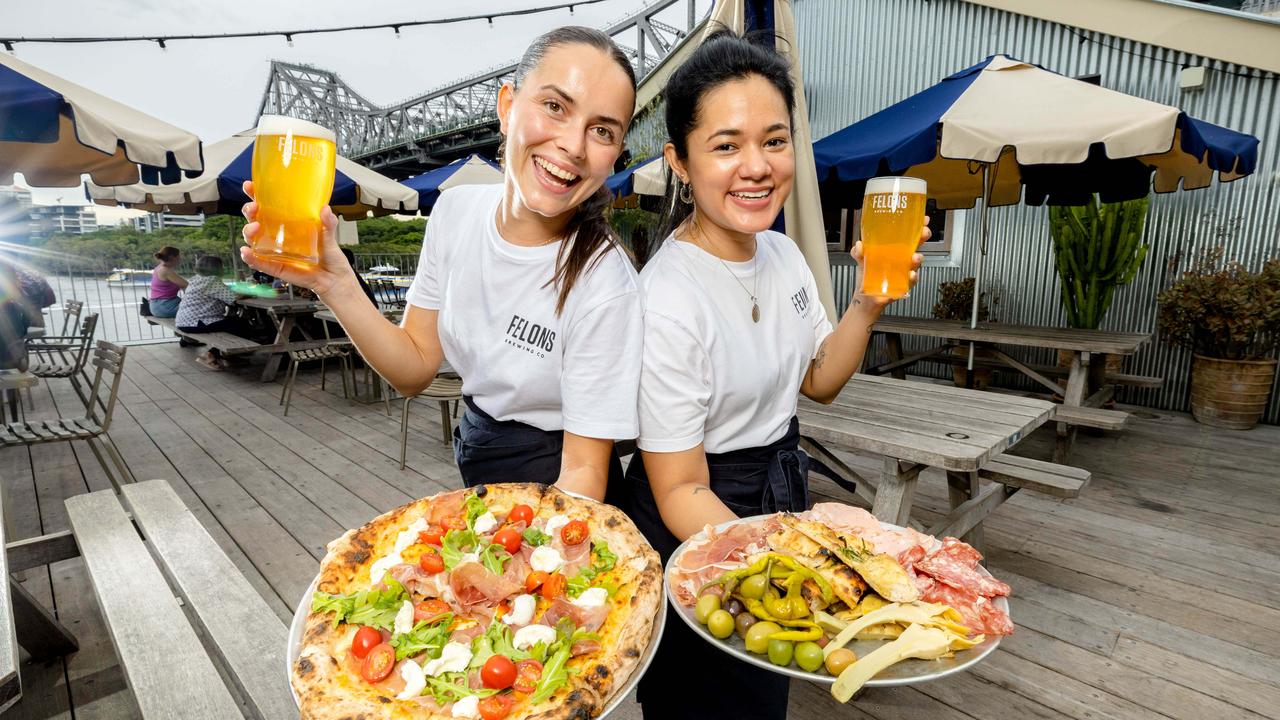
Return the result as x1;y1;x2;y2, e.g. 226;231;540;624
250;116;336;270
860;176;927;298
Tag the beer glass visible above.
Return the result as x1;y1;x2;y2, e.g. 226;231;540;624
860;176;927;298
250;116;336;270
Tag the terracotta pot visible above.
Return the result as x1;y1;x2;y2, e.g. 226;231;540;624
1189;355;1278;430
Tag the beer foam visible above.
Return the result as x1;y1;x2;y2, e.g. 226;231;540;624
865;176;926;196
255;115;336;143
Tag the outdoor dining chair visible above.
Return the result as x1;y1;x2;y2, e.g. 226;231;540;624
279;339;354;416
399;374;463;470
27;312;100;409
56;299;84;337
370;279;406;310
0;340;136;491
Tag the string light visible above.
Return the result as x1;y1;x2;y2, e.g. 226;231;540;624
0;0;608;50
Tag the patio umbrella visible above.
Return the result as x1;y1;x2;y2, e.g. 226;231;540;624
606;156;662;198
0;52;203;188
87;129;418;272
402;155;501;212
812;54;1259;370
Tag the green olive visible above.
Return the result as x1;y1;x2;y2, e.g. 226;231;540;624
707;610;735;639
743;621;782;654
734;612;757;638
694;594;721;625
825;648;857;676
767;638;795;667
738;574;768;600
795;642;825;673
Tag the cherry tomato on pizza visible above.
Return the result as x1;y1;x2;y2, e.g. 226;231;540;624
414;599;451;624
525;571;549;594
481;654;517;689
541;572;567;600
350;626;381;659
360;643;396;683
507;504;534;526
419;526;445;546
492;526;523;554
560;519;589;545
479;694;514;720
513;659;543;693
419;548;445;574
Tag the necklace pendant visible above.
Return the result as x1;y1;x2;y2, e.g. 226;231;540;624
752;301;760;323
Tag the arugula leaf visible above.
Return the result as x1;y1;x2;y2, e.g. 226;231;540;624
311;577;407;630
440;529;479;570
530;645;572;704
389;614;454;661
424;672;500;705
485;621;532;662
469;633;494;670
463;492;488;529
522;527;552;547
565;540;619;598
479;543;511;576
528;641;550;664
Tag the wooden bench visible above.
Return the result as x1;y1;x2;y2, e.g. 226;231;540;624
146;317;261;356
65;480;295;719
1053;404;1131;430
978;452;1091;498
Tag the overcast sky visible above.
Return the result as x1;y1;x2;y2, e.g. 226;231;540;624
8;0;660;219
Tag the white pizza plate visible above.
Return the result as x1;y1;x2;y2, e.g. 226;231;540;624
287;574;668;717
664;515;1007;688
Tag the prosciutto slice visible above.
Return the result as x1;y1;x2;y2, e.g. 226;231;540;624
669;520;779;606
388;563;445;598
449;562;521;610
427;490;465;526
560;539;593;575
805;503;937;566
540;597;607;632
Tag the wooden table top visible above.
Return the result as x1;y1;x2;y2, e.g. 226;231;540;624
236;296;320;313
875;315;1151;355
797;374;1055;472
0;370;38;390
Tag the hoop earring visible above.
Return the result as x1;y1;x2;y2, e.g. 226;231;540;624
679;182;694;205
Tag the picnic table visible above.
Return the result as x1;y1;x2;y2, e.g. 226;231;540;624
0;370;36;422
0;479;293;717
798;375;1087;549
866;316;1157;461
237;295;323;382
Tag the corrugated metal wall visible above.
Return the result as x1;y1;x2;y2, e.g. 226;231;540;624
626;0;1280;423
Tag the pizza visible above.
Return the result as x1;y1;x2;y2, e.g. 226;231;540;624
291;483;663;720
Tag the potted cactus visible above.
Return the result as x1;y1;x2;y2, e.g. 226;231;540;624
1157;249;1279;429
1049;194;1151;375
932;277;996;388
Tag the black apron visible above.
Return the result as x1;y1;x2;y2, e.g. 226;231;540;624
624;416;846;720
452;397;627;507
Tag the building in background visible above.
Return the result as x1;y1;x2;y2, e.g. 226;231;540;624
1;186;97;240
130;211;205;233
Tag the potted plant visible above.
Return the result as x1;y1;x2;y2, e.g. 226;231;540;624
932;277;995;388
1049;194;1151;375
1157;249;1280;429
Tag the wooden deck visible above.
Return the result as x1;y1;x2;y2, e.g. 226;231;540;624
1;341;1277;719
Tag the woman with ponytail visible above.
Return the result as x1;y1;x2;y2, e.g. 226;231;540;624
239;27;641;501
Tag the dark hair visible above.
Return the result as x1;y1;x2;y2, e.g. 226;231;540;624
154;246;180;262
507;26;637;314
340;247;356;267
195;255;223;275
656;30;796;243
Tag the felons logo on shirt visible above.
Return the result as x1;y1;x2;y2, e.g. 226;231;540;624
791;286;810;316
505;314;556;358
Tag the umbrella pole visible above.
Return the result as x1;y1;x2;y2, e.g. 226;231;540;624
227;218;244;280
966;164;991;388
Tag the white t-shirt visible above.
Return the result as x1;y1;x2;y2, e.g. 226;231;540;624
405;184;642;439
636;231;834;454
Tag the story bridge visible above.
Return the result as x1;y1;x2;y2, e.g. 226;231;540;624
255;0;702;178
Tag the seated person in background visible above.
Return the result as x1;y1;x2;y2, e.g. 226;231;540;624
149;246;187;318
175;255;254;370
340;248;377;306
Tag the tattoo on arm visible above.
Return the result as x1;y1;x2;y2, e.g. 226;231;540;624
814;340;830;371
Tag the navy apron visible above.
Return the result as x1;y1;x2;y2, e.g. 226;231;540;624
624;416;847;720
452;396;627;507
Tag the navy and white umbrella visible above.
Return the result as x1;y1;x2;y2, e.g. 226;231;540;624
0;52;203;188
402;155;502;212
811;54;1260;370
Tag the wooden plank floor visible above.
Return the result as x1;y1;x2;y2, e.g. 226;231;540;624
1;342;1276;720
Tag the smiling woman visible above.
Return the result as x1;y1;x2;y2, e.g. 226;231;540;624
238;26;642;505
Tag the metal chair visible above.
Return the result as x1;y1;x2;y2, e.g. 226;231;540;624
370;278;406;310
280;340;354;416
0;340;136;491
399;374;462;470
27;312;100;409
